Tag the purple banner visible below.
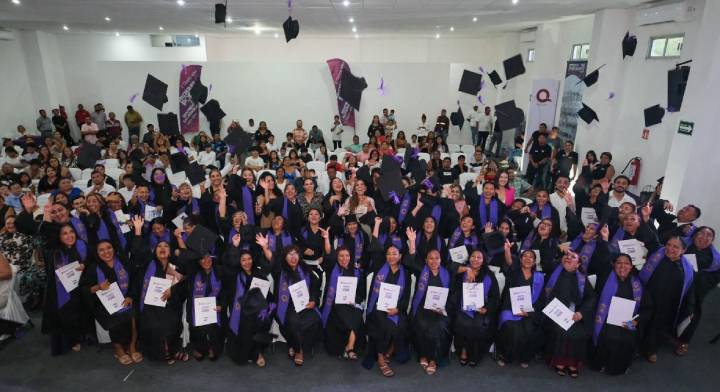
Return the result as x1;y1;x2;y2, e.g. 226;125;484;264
179;64;202;134
326;58;356;129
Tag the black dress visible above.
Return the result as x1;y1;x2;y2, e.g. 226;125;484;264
450;269;500;363
182;266;225;358
679;245;720;342
364;260;412;359
321;254;366;356
272;264;322;354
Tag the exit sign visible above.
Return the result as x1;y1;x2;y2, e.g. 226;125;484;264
678;120;694;135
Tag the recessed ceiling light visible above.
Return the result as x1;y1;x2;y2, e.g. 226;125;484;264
104;16;111;22
435;33;440;39
194;33;199;38
450;26;454;32
348;17;354;23
158;26;164;31
351;26;357;33
62;25;69;31
512;0;518;4
342;0;350;7
11;0;20;5
274;33;279;38
472;17;477;22
176;0;185;6
115;31;120;37
225;17;233;23
254;27;261;35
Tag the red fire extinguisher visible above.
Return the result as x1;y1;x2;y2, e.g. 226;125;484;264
622;157;642;186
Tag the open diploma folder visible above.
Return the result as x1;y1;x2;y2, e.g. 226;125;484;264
144;276;172;308
462;282;484;310
542;298;575;331
55;261;82;293
97;282;126;315
376;282;401;312
193;296;217;327
334;276;358;305
509;285;533;314
424;286;449;311
289;280;310;313
606;296;636;327
249;278;271;298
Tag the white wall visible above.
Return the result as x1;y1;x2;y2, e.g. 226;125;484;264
0;37;35;136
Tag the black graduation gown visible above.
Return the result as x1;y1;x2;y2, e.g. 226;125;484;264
496;263;545;364
528;202;561;238
544;270;596;367
272;264;322;353
527;236;559;274
413;232;448;268
182;266;225;357
267;197;304;237
320;254;366;356
680;245;720;342
573;239;611;276
365;256;412;357
450;269;500;363
299;225;326;263
507;210;534;241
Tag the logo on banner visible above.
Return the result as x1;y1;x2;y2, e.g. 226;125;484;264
536;89;552;103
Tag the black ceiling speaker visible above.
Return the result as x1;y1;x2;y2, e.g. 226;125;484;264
215;3;227;24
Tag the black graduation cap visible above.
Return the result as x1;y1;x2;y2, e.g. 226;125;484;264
129;148;145;162
644;104;665;127
408;158;428;184
339;70;368;111
450;106;465;128
200;99;226;124
157;112;180;136
283;16;300;42
577;64;605;87
77;142;101;169
185;162;206;186
378;155;407;202
355;165;372;184
189;80;208;104
422;175;441;194
243;289;269;316
458;70;483;95
482;231;505;255
223;130;254;155
345;214;359;224
142;74;168;111
503;54;526;81
186;224;218;256
578;103;599;124
494;100;524;131
487;70;503;87
622;32;638;58
170;152;189;173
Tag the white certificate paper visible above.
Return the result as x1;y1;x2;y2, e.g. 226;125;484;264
462;282;484;311
423;286;449;311
684;254;698;272
510;285;533;314
581;207;599;226
249;278;271;298
606;296;636;327
376;282;401;312
335;276;358;305
449;246;469;264
618;239;647;266
55;261;82;293
144;205;161;221
172;212;187;229
193;296;217;327
289;280;310;313
97;282;125;315
144;276;172;308
542;298;576;331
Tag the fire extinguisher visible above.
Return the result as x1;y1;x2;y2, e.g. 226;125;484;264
621;157;642;186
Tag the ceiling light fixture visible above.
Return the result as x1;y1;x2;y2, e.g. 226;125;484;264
512;0;518;4
115;32;120;37
351;26;357;33
254;27;261;35
348;17;354;23
158;26;164;31
194;33;199;38
274;33;279;38
11;0;20;4
342;0;350;7
62;25;69;31
450;26;454;32
435;33;440;39
472;17;477;22
225;17;233;23
176;0;185;6
104;16;111;22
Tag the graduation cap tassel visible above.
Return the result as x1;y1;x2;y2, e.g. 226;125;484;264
378;78;386;96
129;93;138;103
607;92;615;100
388;191;400;205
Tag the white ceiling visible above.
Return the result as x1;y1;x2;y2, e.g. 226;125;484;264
0;0;655;38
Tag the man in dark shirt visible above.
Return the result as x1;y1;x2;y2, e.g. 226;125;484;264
51;108;72;146
438;157;455;185
451;155;469;178
142;124;157;146
524;122;549;154
434;109;450;143
554;140;579;180
527;133;552;188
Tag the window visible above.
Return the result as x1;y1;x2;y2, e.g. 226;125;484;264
527;48;536;62
648;34;684;58
571;43;590;60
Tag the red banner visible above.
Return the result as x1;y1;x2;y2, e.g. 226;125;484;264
326;58;356;129
179;65;202;134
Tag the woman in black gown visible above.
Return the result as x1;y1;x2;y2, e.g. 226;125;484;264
520;218;559;273
543;252;596;378
80;239;140;365
224;235;275;367
42;224;91;356
182;251;224;361
591;254;644;375
496;248;545;368
450;249;499;367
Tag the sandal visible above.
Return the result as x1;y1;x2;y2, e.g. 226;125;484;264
193;351;205;361
344;349;358;360
294;357;304;367
469;361;477;367
647;353;658;363
130;352;143;363
520;362;529;369
419;359;429;370
175;351;189;362
675;343;689;356
379;363;395;377
568;368;579;378
555;366;566;376
425;363;437;375
117;354;132;365
71;344;81;352
496;359;505;367
288;347;295;358
256;355;266;368
459;358;468;366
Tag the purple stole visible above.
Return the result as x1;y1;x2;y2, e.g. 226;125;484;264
241;186;255;225
101;211;126;249
499;271;544;328
367;263;406;325
431;204;442;224
379;233;403;252
229;227;250;250
96;258;130;312
338;232;364;264
191;269;221;327
398;193;412;224
276;266;316;325
229;273;247;335
139;261;160;311
609;228;626;253
449;228;479;251
701;246;720;272
282;197;290;219
267;231;292;253
54;240;87;309
411;266;450;316
682;224;698;245
531;203;551;219
70;216;88;243
639;247;694;325
180;198;200;216
544;264;586;301
461;271;491;319
150;229;171;250
479;198;499;227
571;233;598;272
321;264;360;327
521;232;535;252
592;272;642;345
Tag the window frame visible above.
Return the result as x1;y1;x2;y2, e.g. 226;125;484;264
571;43;590;60
647;33;685;59
527;48;536;62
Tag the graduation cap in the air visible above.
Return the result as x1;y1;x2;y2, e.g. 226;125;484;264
408;159;428;185
494;100;524;131
142;74;168;111
339;70;368;111
487;70;503;87
503;54;526;81
77;142;101;169
129;148;146;162
450;105;465;129
622;32;638;58
458;69;484;95
223;129;254;155
482;231;506;256
421;175;441;193
189;80;208;104
157;112;180;136
185;162;206;186
200;99;226;124
186;224;218;255
170;152;189;173
355;165;372;184
644;104;665;127
578;103;599;124
283;16;300;42
378;155;407;202
576;64;605;87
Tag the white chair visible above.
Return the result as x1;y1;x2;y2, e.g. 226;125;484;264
447;143;462;153
417;152;430;162
255;169;274;182
73;179;87;189
460;144;475;156
440;153;450;162
316;172;330;194
69;167;83;181
106;168;125;185
459;172;476;190
333;150;347;163
102;158;119;169
307;161;327;173
450;152;464;167
81;168;94;180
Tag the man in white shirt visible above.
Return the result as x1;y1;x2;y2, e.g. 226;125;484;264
197;144;216;168
476;106;494;152
244;147;265;171
466;105;482;146
606;175;636;208
80;117;99;144
331;115;344;150
86;170;115;197
549;175;575;235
